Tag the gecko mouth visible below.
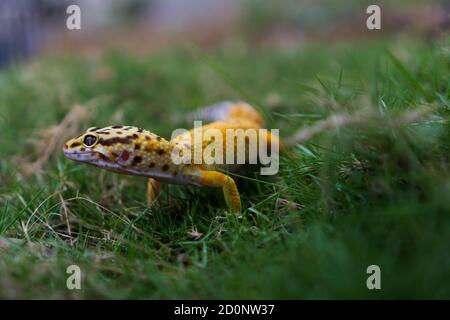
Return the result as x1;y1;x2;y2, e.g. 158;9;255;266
63;148;134;175
63;149;107;162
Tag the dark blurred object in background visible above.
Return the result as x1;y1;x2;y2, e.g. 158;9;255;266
0;0;42;68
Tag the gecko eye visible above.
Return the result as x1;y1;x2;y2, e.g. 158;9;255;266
83;135;98;147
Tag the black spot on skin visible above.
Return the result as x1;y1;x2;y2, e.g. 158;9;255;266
132;156;142;165
132;134;138;139
99;153;108;160
80;147;86;152
116;131;122;134
112;125;123;129
88;127;99;132
149;162;155;168
98;137;132;146
124;127;131;130
156;136;162;141
157;149;164;155
98;131;110;135
162;164;169;171
135;143;141;150
145;135;152;141
70;142;81;148
137;128;143;133
112;152;119;158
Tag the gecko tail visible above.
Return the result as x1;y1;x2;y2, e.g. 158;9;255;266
188;101;265;127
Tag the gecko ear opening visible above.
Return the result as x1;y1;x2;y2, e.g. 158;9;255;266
83;134;98;147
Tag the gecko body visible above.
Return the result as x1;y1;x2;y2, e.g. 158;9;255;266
63;101;280;213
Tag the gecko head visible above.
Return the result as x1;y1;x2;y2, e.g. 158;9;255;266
63;125;168;175
63;127;110;164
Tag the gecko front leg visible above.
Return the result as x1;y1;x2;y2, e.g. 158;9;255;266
147;178;161;206
196;170;242;213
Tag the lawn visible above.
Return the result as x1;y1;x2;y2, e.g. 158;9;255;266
0;37;449;298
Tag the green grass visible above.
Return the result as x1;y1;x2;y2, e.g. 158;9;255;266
0;37;449;299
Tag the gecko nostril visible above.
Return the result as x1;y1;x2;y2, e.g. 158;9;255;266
63;144;68;149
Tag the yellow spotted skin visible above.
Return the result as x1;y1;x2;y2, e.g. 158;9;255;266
63;101;280;213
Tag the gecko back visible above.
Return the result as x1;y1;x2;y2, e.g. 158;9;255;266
185;101;265;128
171;101;279;173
